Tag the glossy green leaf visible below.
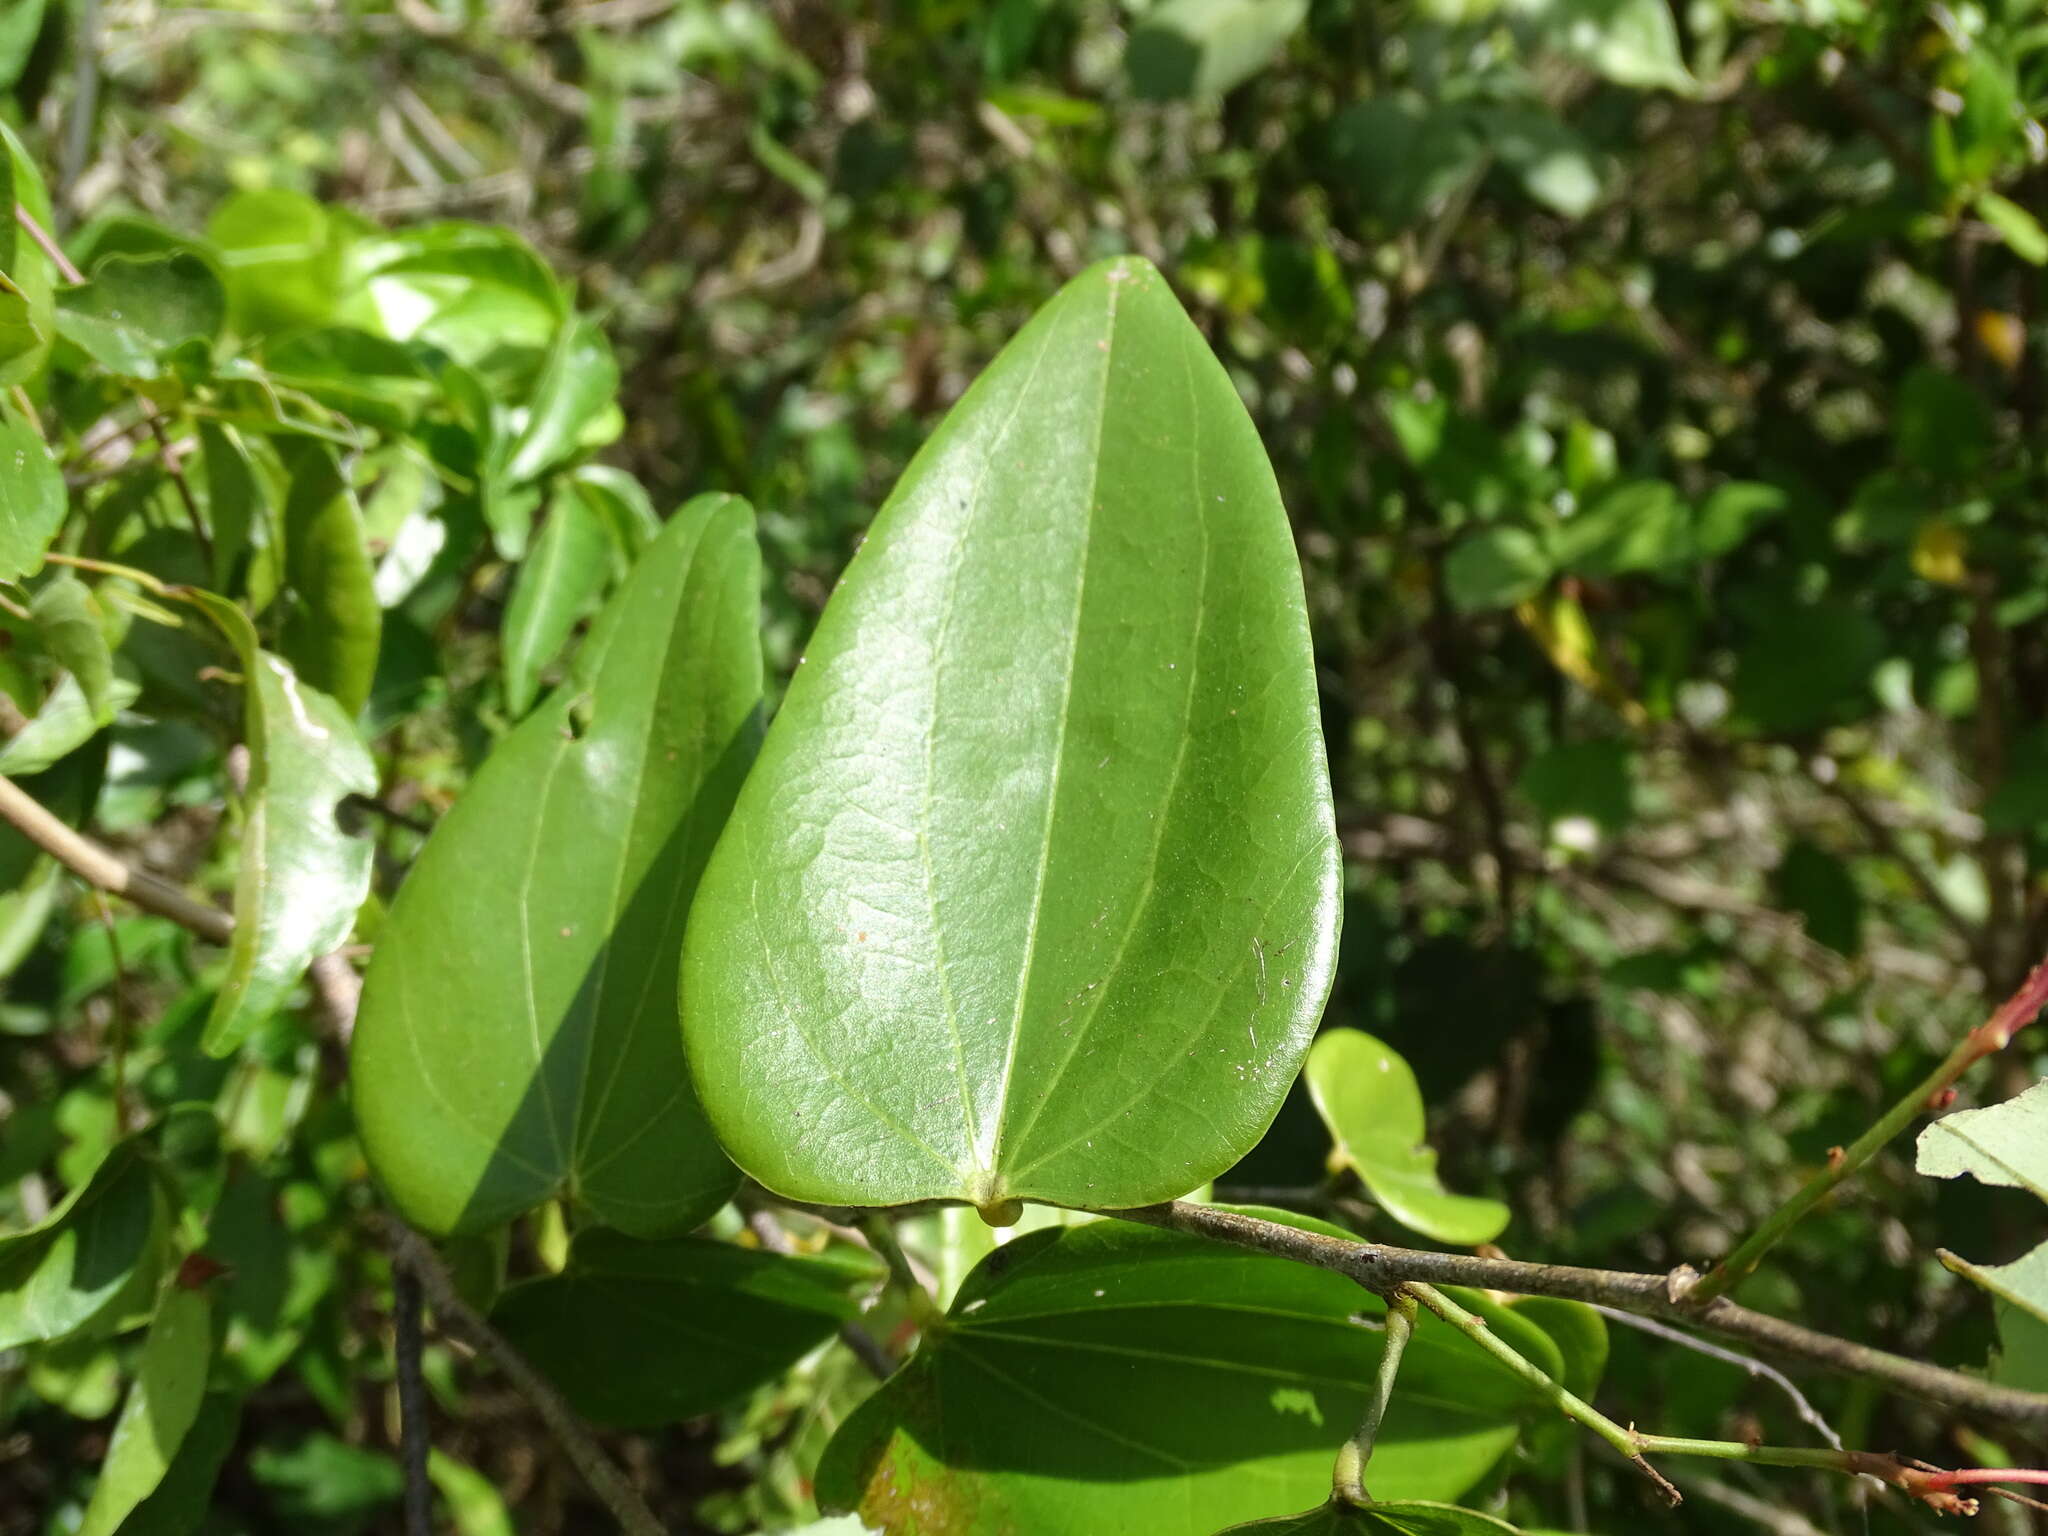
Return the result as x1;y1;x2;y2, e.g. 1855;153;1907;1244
0;414;63;583
1305;1030;1508;1245
818;1217;1558;1535
198;422;265;592
501;486;609;718
505;317;620;484
1126;0;1309;100
184;591;377;1055
491;1231;874;1427
0;671;141;775
31;575;114;727
117;1394;241;1536
683;256;1338;1217
0;1139;167;1349
277;440;381;718
345;223;564;365
572;463;662;578
1215;1500;1520;1534
353;494;762;1236
77;1284;213;1536
1444;527;1548;613
55;253;224;379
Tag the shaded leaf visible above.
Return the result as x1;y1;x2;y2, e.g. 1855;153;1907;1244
1551;481;1688;577
818;1217;1560;1534
492;1231;875;1427
1530;0;1693;93
0;670;140;775
0;1139;167;1350
0;413;63;582
278;440;381;718
1305;1030;1509;1245
31;575;114;727
682;257;1338;1216
1126;0;1309;100
77;1284;213;1536
183;592;376;1055
1445;527;1549;613
118;1394;241;1536
198;421;265;593
1516;741;1632;834
353;494;761;1236
1731;600;1881;735
501;486;609;718
1774;841;1861;958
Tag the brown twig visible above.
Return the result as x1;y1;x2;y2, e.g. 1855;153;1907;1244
0;774;232;944
1092;1200;2048;1428
370;1214;666;1536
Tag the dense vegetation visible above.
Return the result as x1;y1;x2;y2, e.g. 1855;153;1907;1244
3;1;2048;1532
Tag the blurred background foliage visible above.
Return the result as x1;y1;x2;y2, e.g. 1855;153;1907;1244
3;0;2048;1531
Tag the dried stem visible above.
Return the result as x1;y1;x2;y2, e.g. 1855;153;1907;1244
0;774;232;943
1692;951;2048;1304
370;1214;666;1536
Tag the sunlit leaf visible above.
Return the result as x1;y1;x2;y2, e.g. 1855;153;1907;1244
277;439;381;718
1126;0;1309;100
77;1284;213;1536
55;253;224;379
1305;1030;1508;1245
500;485;608;718
0;1139;167;1350
0;413;63;583
683;256;1339;1216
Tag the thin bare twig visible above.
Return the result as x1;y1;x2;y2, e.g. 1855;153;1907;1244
1587;1304;1842;1449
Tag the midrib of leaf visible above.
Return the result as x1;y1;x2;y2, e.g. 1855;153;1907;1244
982;270;1125;1186
505;502;581;690
996;305;1212;1181
914;328;1060;1172
513;731;578;1164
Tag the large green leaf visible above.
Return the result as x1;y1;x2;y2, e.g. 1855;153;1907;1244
0;1139;167;1349
817;1216;1560;1535
77;1284;213;1536
683;256;1338;1217
183;592;377;1056
352;494;762;1236
277;441;381;719
1305;1030;1508;1246
0;414;63;583
1216;1501;1520;1534
491;1231;875;1427
500;486;609;718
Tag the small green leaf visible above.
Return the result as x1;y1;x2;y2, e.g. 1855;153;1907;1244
491;1231;875;1427
352;495;762;1236
428;1451;516;1536
504;317;620;484
1214;1500;1521;1534
1305;1030;1509;1245
1551;481;1688;577
183;592;377;1056
1516;740;1633;835
0;414;64;583
1693;481;1785;557
1444;526;1549;613
278;440;382;718
1533;0;1694;93
1126;0;1309;100
1774;841;1862;958
570;463;662;576
30;575;114;727
1975;190;2048;266
0;0;47;90
77;1284;213;1536
500;486;609;718
0;125;57;389
818;1216;1558;1534
208;188;347;336
683;257;1338;1217
56;253;225;379
117;1394;241;1536
0;1139;167;1350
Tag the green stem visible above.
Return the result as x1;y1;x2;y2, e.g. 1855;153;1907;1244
1333;1288;1417;1505
1693;951;2048;1304
859;1214;944;1333
1406;1283;1681;1506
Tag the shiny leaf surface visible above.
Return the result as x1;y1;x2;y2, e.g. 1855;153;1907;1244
0;414;62;583
0;1140;166;1350
684;256;1338;1216
500;486;608;718
77;1284;213;1536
